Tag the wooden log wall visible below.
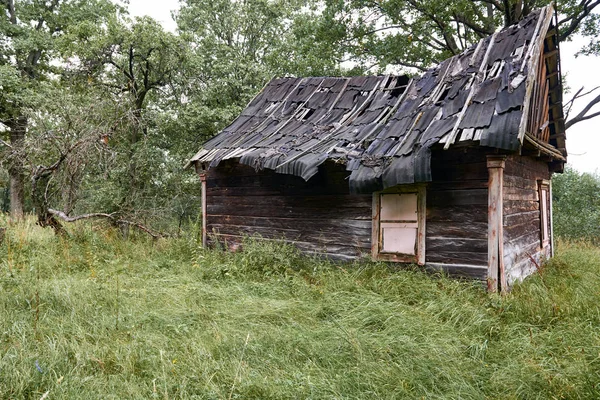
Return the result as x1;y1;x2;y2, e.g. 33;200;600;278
204;160;372;260
503;155;551;284
204;150;551;285
425;148;490;280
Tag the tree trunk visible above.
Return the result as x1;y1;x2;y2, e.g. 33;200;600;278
127;102;146;205
8;116;27;220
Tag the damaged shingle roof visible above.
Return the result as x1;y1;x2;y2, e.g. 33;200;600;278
190;6;565;193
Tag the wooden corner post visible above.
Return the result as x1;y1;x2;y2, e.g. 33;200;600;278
487;156;506;293
199;172;207;248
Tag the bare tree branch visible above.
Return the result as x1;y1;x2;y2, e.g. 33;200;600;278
47;208;168;239
565;89;600;129
390;59;429;72
564;85;600;120
558;0;600;42
566;109;600;129
476;0;504;11
453;13;494;37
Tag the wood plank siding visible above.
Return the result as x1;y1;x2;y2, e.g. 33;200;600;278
205;160;372;260
502;155;551;284
204;150;552;286
205;149;490;279
425;148;489;280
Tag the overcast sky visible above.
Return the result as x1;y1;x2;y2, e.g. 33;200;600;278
126;0;600;174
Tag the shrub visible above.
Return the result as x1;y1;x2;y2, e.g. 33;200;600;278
552;167;600;244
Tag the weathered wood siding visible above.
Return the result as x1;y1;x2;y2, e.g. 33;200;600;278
204;151;552;284
205;160;372;260
425;148;489;279
503;155;551;284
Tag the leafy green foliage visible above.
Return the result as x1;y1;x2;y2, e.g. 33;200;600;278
1;219;599;398
0;0;123;218
0;0;121;118
552;167;600;244
174;0;334;144
2;0;600;230
305;0;600;73
69;16;193;221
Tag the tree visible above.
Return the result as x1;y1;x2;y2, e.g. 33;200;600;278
0;0;120;219
552;167;600;244
174;0;344;145
25;81;120;232
67;16;187;212
302;0;600;126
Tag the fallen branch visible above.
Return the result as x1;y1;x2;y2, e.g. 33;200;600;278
47;209;116;222
47;208;167;239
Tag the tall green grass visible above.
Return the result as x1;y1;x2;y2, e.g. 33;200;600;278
1;217;599;399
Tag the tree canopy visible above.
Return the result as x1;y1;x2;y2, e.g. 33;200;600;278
1;0;599;232
302;0;600;73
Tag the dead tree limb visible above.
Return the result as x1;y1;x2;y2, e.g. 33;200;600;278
47;208;167;239
564;87;585;121
565;88;600;130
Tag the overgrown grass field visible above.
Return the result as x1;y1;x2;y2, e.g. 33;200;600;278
1;218;599;399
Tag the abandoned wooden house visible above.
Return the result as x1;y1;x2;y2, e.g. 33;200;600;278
188;5;566;292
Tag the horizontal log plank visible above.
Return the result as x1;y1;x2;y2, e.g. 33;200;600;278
504;156;550;180
430;148;488;164
209;224;371;249
504;240;541;267
428;189;488;206
427;237;488;253
207;187;284;196
208;215;372;231
504;210;540;226
504;186;539;201
504;229;541;249
207;204;372;219
431;162;489;181
504;217;540;239
426;251;487;265
427;180;488;190
504;200;539;214
427;205;488;223
426;221;488;239
425;263;487;280
504;191;539;202
207;194;372;209
503;175;538;190
207;175;350;195
209;233;368;259
505;232;541;255
507;247;549;281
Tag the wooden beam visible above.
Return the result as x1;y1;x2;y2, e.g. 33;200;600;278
417;185;426;266
545;27;557;38
543;49;558;59
518;6;555;144
549;180;555;258
524;134;566;161
487;156;506;293
200;172;207;248
371;193;381;259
